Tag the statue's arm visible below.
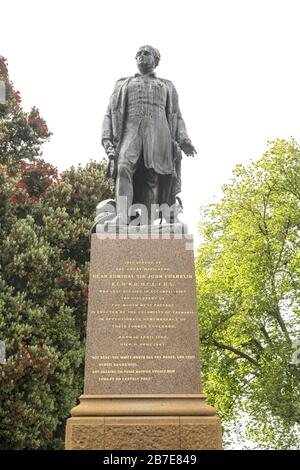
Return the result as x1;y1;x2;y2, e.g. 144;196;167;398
102;84;119;179
102;98;113;149
175;102;197;158
167;81;196;155
102;78;127;153
176;107;190;146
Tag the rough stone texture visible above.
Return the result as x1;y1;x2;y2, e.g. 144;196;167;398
105;417;179;450
65;416;222;450
84;234;202;395
180;417;223;450
65;418;105;450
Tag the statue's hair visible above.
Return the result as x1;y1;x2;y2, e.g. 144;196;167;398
135;45;161;68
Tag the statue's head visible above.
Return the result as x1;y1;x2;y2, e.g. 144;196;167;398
135;45;161;74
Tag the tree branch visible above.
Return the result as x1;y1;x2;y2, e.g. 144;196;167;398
260;325;273;346
273;306;291;342
211;340;259;366
200;312;237;342
275;217;291;272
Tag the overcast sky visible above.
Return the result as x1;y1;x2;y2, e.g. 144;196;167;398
1;0;300;244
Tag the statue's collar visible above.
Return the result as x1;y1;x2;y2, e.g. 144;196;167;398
134;72;157;78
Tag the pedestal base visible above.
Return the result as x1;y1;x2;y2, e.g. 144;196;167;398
65;234;223;450
65;395;222;450
65;415;222;450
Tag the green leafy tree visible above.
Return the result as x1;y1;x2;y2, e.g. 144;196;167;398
0;56;51;167
0;158;112;449
0;58;113;448
196;139;300;449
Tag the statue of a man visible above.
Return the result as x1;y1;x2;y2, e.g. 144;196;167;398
102;45;196;225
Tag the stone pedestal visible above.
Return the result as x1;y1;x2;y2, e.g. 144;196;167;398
65;233;222;450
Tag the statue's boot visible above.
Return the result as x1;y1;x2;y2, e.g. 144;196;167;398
104;214;128;229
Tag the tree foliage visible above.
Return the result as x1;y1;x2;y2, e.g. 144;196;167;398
196;139;300;449
0;57;113;449
0;158;112;449
0;56;51;167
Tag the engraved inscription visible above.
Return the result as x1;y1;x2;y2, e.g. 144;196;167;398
84;237;202;394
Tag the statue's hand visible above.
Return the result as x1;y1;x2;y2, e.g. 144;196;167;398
181;140;197;157
107;146;116;160
103;139;116;159
103;139;116;178
108;159;115;179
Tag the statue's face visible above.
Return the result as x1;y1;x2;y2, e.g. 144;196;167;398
136;47;155;73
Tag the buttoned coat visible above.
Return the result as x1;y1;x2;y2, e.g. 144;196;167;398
102;76;190;202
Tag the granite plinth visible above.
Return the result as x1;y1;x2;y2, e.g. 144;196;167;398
84;234;201;395
65;233;222;450
66;415;222;450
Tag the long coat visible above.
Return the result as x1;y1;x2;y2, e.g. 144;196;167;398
102;76;190;204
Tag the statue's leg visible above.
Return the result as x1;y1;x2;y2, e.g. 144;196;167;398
158;174;175;223
158;174;174;205
141;167;159;224
115;163;136;225
115;120;142;225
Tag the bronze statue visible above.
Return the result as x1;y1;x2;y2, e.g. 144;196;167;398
101;45;196;226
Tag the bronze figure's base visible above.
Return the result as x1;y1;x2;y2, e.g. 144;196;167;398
65;395;222;450
65;234;222;450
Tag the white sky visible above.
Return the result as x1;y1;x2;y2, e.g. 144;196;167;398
1;0;300;245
